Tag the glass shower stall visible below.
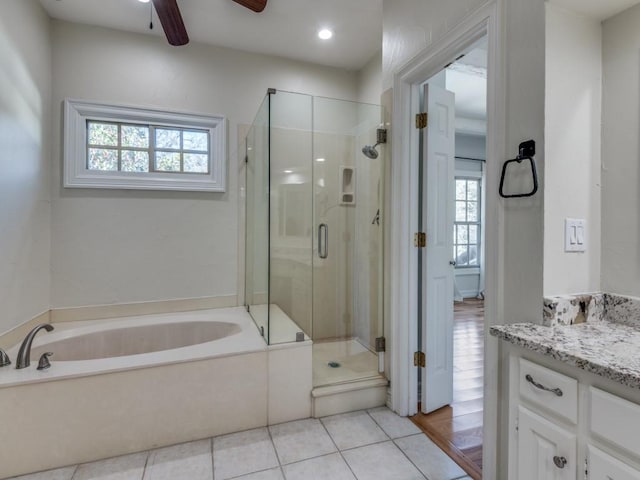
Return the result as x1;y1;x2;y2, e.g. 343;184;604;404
245;89;385;388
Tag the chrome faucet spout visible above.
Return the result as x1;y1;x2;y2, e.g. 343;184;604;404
16;324;54;370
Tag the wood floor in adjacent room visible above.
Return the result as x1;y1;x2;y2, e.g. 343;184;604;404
411;298;484;480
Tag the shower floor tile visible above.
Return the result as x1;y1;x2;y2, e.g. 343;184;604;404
312;339;379;386
9;407;472;480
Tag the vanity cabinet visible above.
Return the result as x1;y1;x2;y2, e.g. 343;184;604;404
509;354;640;480
517;405;577;480
589;446;640;480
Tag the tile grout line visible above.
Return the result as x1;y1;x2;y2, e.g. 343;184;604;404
266;424;284;467
317;415;360;480
278;450;343;469
140;450;151;480
366;409;430;480
389;436;432;480
226;466;280;480
69;464;79;480
210;437;215;480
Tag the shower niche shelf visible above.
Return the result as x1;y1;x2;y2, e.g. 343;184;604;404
340;166;356;205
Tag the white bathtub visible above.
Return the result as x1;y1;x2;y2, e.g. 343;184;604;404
0;307;312;478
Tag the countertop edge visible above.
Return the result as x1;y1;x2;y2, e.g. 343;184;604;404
490;324;640;390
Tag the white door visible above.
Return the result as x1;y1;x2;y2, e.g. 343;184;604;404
517;406;577;480
421;83;456;413
589;445;640;480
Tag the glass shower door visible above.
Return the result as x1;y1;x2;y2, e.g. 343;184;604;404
312;97;385;387
245;96;270;342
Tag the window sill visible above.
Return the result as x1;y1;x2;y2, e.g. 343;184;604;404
455;267;481;276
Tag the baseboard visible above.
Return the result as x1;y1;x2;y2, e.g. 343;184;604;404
50;295;238;323
0;311;51;350
459;290;480;299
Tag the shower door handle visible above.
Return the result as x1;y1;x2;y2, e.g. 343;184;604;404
318;223;328;259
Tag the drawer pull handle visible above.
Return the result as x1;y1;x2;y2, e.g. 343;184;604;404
525;374;563;397
553;456;567;469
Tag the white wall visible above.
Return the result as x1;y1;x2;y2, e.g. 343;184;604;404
358;51;383;104
382;1;546;476
544;3;601;296
382;0;546;325
456;134;486;160
50;21;360;308
601;4;640;297
0;0;51;333
382;0;488;90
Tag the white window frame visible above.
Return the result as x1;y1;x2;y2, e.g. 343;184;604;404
64;99;226;192
454;175;482;269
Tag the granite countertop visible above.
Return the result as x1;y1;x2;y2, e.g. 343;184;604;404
490;321;640;389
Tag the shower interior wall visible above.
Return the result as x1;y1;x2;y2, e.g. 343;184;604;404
252;91;383;351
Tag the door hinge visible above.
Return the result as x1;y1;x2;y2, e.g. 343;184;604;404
415;112;428;129
245;155;248;164
375;336;386;352
414;351;425;368
414;232;426;248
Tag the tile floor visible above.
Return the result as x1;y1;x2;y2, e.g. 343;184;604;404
9;407;471;480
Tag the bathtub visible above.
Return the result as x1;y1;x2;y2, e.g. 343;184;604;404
0;306;312;478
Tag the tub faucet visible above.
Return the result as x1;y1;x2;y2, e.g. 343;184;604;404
16;324;54;370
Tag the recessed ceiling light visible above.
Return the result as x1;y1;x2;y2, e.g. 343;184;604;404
318;29;333;40
139;0;150;3
316;158;325;162
284;170;293;174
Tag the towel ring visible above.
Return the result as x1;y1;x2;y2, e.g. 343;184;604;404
499;140;538;198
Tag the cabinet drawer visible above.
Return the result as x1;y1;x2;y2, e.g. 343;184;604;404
589;445;640;480
590;387;640;458
519;358;578;424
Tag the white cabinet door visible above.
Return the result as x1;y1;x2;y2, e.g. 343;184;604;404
518;406;577;480
589;445;640;480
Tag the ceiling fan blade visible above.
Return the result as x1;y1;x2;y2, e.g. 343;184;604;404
231;0;268;13
151;0;189;46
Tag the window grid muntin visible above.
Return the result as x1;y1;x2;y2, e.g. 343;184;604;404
86;120;210;175
454;177;481;268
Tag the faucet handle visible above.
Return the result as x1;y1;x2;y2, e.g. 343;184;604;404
37;352;53;371
0;349;10;367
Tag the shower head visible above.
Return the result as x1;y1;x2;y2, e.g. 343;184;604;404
361;128;387;160
362;145;379;159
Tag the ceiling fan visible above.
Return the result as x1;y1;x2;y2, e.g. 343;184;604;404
150;0;268;46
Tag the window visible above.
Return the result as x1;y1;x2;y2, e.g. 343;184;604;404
454;177;481;268
64;99;226;191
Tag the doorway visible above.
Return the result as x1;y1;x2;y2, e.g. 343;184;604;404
411;38;487;480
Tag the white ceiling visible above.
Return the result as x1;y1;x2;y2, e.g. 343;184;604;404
549;0;640;20
39;0;382;71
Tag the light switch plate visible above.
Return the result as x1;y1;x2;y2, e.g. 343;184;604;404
565;218;586;252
